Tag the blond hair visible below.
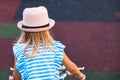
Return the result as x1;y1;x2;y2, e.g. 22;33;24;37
17;30;54;58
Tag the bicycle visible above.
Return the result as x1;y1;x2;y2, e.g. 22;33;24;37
9;66;85;80
59;65;85;80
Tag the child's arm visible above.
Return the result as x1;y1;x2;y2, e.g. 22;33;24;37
12;57;21;80
62;52;86;80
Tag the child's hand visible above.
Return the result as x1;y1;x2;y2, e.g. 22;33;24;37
80;74;86;80
66;71;86;80
9;76;13;80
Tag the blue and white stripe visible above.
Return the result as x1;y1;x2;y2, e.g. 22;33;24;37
13;41;65;80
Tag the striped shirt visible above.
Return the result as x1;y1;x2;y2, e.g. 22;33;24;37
13;41;65;80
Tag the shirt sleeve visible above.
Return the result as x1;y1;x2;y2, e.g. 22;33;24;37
55;41;65;53
13;43;24;59
54;41;65;66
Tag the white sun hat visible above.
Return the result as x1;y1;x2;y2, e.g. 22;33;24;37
17;6;55;32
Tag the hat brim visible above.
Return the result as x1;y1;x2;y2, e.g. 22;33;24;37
17;18;55;32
